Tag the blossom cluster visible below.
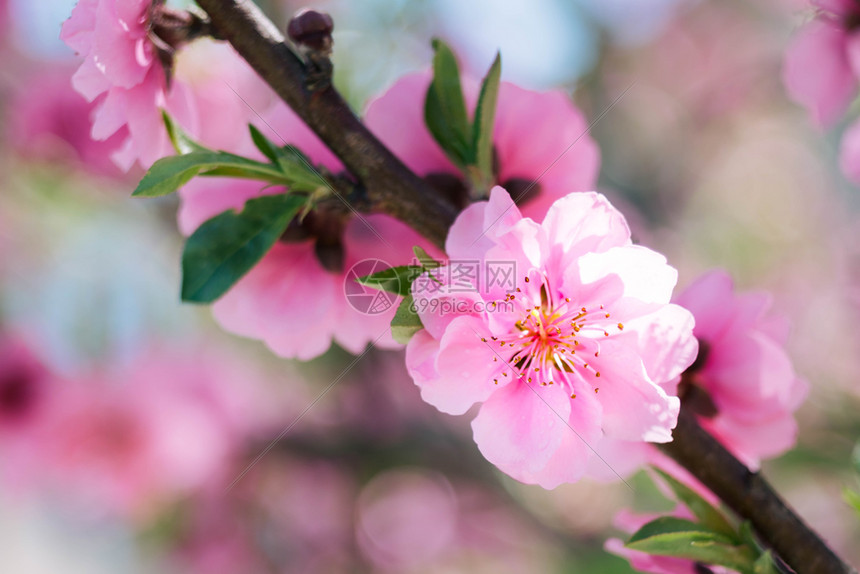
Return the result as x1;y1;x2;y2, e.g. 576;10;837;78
45;1;829;571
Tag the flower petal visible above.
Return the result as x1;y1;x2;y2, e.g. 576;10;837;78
471;380;571;481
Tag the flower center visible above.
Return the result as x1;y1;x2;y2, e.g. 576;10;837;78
483;273;624;399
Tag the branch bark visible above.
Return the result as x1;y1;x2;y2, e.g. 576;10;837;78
194;0;455;249
660;409;854;574
192;2;856;573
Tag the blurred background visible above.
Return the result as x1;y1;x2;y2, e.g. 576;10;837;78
1;0;859;571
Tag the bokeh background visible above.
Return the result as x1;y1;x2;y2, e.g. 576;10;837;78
1;0;859;572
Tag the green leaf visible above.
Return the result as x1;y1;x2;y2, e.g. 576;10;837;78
470;51;501;190
163;110;208;154
391;295;423;344
843;487;860;517
413;246;442;269
753;551;779;574
249;124;280;163
133;151;287;197
270;145;326;193
653;467;737;539
425;38;471;167
626;517;757;573
357;265;424;297
181;194;305;303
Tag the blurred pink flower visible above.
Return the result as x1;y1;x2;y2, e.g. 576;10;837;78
0;336;52;436
178;105;433;359
673;270;809;469
783;5;860;127
356;469;458;568
365;71;600;220
10;66;127;177
0;336;58;494
405;187;697;488
60;0;196;170
42;345;274;519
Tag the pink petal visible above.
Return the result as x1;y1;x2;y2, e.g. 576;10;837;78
783;20;856;127
542;192;631;262
90;86;129;140
706;332;798;421
618;303;699;387
60;0;98;53
590;339;680;443
703;414;799;471
577;245;678;305
71;56;112;102
178;179;282;235
471;380;571;482
364;71;457;176
674;269;736;342
414;316;503;415
445;186;523;261
494;83;600;220
530;383;602;488
212;242;339;360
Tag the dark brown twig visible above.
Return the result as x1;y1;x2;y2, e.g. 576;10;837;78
194;0;455;249
660;408;854;574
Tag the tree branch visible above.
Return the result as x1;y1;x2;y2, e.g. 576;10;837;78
194;0;456;249
191;2;856;572
660;408;855;574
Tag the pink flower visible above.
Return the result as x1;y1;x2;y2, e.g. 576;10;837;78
178;104;432;359
0;335;62;495
365;72;600;220
10;66;127;177
60;0;196;170
673;270;809;469
0;336;53;436
42;345;273;518
405;187;697;488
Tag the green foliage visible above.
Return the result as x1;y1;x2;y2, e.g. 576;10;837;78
356;265;424;297
133;151;287;198
133;115;326;198
652;468;737;539
356;245;443;343
390;295;423;344
425;38;471;167
163;110;207;154
425;39;502;196
413;245;442;269
624;469;787;574
753;551;779;574
469;52;501;193
181;194;306;303
626;517;757;572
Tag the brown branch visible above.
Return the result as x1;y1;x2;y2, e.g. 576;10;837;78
660;409;855;574
191;2;855;573
193;0;455;249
